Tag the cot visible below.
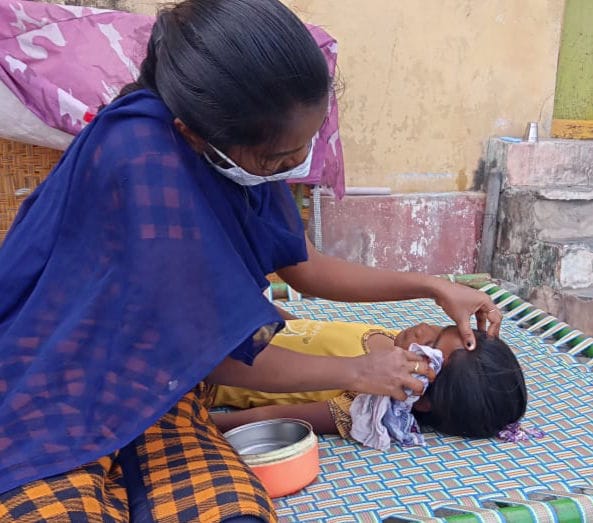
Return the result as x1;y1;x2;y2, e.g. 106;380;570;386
272;293;593;522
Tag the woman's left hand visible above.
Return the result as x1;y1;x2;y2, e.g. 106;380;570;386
434;280;502;350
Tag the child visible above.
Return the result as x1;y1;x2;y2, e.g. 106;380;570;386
210;320;527;445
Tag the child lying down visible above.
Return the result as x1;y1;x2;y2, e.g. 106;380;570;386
210;319;540;449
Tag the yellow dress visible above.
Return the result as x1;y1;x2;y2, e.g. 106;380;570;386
213;319;400;437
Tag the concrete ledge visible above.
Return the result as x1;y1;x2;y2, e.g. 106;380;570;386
497;188;593;253
487;137;593;188
488;136;593;333
529;285;593;337
313;192;485;274
493;238;593;292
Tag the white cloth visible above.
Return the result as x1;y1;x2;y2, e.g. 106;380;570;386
350;344;444;450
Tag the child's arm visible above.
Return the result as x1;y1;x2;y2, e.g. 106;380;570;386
211;401;337;435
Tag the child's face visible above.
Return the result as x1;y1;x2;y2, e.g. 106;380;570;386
397;324;466;413
394;323;464;363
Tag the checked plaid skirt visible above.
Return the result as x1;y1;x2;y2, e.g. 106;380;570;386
0;386;276;522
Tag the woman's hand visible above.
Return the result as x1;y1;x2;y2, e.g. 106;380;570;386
207;343;434;401
433;280;502;350
352;343;435;400
278;238;502;351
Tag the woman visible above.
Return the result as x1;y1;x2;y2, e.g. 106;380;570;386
211;320;527;444
0;0;501;520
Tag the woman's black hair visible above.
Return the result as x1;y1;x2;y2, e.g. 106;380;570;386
119;0;330;148
415;328;527;438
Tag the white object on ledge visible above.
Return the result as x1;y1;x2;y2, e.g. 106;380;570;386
345;186;392;195
320;186;392;196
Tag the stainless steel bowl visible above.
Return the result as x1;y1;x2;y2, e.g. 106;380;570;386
224;418;319;498
224;418;313;461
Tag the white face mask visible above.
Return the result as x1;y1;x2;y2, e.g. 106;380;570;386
204;143;313;186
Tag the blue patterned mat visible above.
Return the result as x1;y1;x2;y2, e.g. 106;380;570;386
271;299;593;522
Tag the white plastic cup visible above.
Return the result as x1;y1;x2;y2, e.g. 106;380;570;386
525;122;538;143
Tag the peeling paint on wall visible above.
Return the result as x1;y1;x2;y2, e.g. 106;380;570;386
285;0;564;191
316;192;485;274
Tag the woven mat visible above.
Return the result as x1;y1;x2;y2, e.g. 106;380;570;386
272;299;593;522
0;139;62;241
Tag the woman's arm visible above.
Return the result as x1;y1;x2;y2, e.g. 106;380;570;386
211;402;337;435
206;343;430;400
278;237;441;302
277;237;502;349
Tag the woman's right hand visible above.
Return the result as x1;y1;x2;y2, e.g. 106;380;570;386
352;343;435;400
207;343;434;401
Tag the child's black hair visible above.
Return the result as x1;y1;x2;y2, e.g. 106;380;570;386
415;328;527;438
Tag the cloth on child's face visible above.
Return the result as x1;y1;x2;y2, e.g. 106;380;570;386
394;323;466;363
349;343;444;450
348;395;392;450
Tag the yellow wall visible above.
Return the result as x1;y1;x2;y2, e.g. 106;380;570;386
283;0;565;191
127;0;565;192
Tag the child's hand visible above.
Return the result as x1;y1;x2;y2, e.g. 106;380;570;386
353;344;435;401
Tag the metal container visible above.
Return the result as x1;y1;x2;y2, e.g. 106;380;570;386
224;419;319;498
524;121;539;143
